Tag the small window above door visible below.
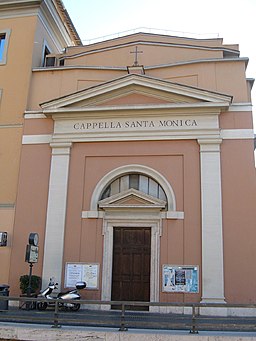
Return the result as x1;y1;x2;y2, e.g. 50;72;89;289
100;173;167;206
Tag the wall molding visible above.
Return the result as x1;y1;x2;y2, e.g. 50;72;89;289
21;129;254;145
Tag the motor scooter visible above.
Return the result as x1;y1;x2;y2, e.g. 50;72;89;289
37;278;86;311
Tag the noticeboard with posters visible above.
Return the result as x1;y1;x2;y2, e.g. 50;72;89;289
65;263;99;289
162;265;199;293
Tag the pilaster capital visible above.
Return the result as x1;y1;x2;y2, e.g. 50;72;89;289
50;142;72;155
197;138;222;152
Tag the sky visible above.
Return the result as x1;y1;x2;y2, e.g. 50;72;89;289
62;0;256;132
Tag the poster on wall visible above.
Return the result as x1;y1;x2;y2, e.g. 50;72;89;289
65;263;99;289
162;265;199;293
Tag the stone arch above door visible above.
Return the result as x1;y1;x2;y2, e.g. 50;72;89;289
83;164;184;220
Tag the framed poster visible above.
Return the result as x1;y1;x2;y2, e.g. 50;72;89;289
162;265;199;293
65;263;99;289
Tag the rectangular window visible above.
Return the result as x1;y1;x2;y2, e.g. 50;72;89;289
0;34;6;61
0;29;11;65
43;45;50;66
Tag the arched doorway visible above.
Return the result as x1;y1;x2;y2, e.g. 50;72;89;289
89;165;178;309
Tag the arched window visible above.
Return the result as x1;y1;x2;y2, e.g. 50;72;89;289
90;165;176;212
100;173;167;207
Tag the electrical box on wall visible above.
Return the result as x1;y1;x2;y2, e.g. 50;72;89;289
0;232;7;246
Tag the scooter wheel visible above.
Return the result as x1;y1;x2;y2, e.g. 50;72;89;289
71;303;80;311
37;302;47;310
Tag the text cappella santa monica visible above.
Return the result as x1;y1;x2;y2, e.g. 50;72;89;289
73;119;198;130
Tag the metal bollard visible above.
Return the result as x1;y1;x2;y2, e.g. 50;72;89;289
119;303;128;331
52;300;61;328
190;304;198;334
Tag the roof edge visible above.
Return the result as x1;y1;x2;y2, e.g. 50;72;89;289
53;0;82;45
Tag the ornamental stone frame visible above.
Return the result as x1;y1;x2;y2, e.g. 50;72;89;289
87;164;180;310
100;216;163;311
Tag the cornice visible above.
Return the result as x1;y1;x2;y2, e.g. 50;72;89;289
39;0;75;48
32;57;249;73
42;102;230;120
62;39;239;61
0;0;77;49
0;203;15;209
53;0;81;45
22;129;254;146
146;57;249;70
0;124;23;129
0;1;42;10
0;1;40;18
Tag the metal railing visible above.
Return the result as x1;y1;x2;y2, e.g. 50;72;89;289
0;296;256;333
81;27;220;45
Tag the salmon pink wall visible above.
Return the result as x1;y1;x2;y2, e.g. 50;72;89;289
63;139;201;301
23;118;54;135
221;140;256;303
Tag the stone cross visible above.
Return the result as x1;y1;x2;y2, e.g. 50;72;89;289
130;46;143;66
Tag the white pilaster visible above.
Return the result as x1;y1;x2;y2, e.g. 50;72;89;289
198;138;225;303
42;142;72;289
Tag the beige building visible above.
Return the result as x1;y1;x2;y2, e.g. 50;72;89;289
0;0;80;284
1;0;256;314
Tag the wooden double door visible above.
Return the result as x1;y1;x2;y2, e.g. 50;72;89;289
111;227;151;307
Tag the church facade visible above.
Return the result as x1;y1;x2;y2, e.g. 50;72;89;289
1;1;256;314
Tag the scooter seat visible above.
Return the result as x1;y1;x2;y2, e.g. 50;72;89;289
57;291;72;297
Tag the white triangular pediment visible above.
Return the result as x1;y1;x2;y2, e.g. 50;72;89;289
41;74;232;114
98;188;166;210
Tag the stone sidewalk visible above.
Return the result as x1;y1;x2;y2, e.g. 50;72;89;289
1;323;256;341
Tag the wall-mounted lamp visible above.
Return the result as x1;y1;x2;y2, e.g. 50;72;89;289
0;232;7;246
